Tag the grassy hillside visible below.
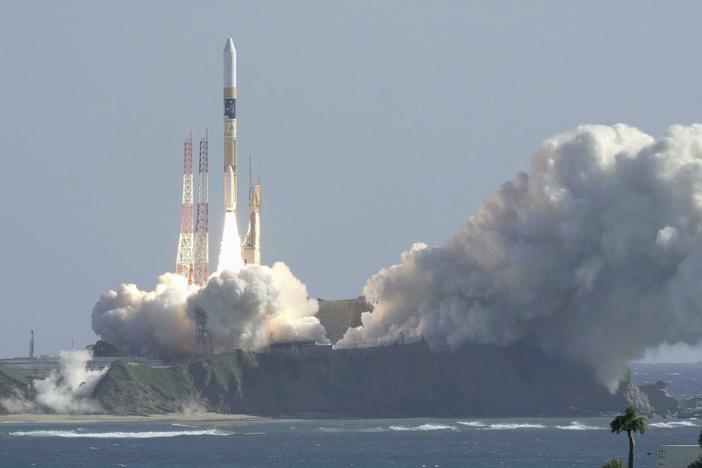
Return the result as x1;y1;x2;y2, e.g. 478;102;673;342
0;365;32;414
92;352;259;415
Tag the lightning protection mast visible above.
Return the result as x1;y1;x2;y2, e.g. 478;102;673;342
176;133;194;279
193;130;209;286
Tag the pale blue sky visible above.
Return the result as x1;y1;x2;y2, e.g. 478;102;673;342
1;1;702;357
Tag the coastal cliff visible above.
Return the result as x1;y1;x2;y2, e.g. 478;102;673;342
91;341;652;417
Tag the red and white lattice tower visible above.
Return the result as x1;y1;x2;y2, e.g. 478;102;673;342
175;133;194;279
193;130;209;286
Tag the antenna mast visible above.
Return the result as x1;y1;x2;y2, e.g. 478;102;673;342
29;330;35;359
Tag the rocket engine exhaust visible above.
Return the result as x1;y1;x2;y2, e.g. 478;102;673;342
217;211;244;273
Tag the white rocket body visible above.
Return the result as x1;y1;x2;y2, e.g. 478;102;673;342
223;38;237;212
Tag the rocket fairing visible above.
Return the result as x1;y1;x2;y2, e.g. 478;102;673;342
223;38;237;212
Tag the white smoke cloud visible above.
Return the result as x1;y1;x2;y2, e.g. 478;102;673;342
92;262;327;356
189;263;326;349
339;124;702;391
1;350;105;414
91;273;193;356
34;350;105;413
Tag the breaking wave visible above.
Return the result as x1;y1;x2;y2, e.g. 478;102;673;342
389;424;458;431
649;421;697;428
359;427;387;433
485;423;547;430
9;429;233;438
554;421;602;431
457;421;487;428
316;427;343;432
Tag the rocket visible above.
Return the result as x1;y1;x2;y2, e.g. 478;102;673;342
223;38;237;212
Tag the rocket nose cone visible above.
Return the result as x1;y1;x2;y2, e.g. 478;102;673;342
224;38;235;53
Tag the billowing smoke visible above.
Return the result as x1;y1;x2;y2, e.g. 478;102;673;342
189;263;326;349
91;273;193;356
92;262;327;356
340;124;702;391
1;350;105;414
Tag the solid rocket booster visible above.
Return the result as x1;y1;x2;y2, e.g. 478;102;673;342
223;38;237;212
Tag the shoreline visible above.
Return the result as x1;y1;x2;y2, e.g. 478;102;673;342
0;412;267;423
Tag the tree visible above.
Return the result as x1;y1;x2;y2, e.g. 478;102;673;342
602;458;624;468
610;406;647;468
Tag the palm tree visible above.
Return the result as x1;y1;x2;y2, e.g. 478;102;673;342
610;406;647;468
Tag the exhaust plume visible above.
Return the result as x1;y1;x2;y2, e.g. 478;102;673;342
92;262;327;356
340;124;702;391
217;212;244;273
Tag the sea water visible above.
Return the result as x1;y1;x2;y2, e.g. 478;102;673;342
1;363;702;468
2;417;699;467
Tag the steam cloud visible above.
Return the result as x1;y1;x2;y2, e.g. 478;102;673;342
92;262;327;356
340;124;702;390
2;350;104;414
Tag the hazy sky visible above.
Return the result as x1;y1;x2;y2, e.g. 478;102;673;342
2;1;702;358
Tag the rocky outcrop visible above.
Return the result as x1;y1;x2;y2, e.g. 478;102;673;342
92;341;651;417
639;381;679;416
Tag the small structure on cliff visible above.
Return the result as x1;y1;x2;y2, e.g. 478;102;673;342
316;296;369;343
266;340;331;356
193;308;213;355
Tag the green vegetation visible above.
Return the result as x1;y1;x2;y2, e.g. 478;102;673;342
610;406;647;468
92;351;258;415
0;365;32;414
602;459;624;468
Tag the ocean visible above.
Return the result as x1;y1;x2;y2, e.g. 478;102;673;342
1;363;702;468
